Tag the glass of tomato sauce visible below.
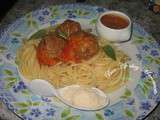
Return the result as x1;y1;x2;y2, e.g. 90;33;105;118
96;11;132;43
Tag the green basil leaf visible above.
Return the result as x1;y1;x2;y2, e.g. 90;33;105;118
30;29;47;40
103;45;116;60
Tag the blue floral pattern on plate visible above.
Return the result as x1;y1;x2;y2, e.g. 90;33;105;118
0;4;160;120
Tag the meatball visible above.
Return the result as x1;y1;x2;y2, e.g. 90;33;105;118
36;33;66;66
56;19;81;38
60;31;99;62
69;31;99;60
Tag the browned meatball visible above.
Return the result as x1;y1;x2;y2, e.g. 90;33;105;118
43;33;66;57
68;31;99;61
37;33;66;66
56;19;81;38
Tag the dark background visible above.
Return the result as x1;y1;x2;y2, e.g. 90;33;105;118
0;1;16;119
0;0;17;21
0;0;87;21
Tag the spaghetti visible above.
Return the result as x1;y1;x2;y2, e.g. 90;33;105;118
16;38;129;93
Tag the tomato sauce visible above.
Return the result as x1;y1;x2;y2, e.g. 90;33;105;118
101;14;129;29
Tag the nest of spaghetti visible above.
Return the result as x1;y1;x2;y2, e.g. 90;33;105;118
16;19;130;93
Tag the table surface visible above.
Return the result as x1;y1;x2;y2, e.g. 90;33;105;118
0;0;160;120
